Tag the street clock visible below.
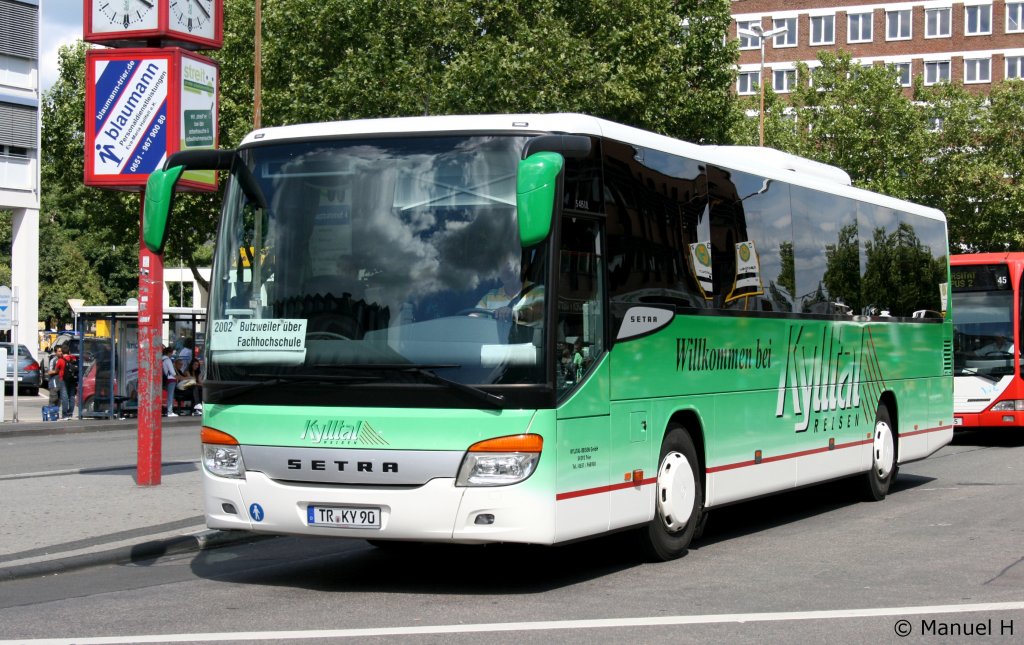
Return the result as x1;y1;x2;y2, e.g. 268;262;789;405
84;0;223;50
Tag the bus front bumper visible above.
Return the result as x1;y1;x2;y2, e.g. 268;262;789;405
954;410;1024;428
203;470;556;545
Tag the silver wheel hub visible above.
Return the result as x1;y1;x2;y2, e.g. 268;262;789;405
657;451;696;532
873;420;895;479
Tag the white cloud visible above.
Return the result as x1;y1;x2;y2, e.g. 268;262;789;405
40;24;83;93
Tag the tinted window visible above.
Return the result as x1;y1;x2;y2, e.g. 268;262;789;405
791;186;857;314
859;203;900;316
604;141;707;330
708;166;794;312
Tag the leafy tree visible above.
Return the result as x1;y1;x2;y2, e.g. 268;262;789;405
916;80;1024;251
784;52;929;200
0;211;11;288
41;1;742;324
215;0;740;144
40;42;136;327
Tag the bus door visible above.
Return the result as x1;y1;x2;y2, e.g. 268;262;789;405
553;215;612;541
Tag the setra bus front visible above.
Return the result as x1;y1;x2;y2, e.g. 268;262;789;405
144;120;583;544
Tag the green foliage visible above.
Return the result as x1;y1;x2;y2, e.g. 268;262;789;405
915;80;1024;251
40;42;139;327
729;49;1024;254
786;52;929;199
215;0;739;143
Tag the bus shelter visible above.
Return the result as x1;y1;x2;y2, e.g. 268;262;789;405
67;305;206;419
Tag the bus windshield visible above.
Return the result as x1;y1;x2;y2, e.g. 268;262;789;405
206;135;548;395
952;265;1019;378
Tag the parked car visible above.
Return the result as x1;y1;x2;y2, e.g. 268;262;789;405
1;343;41;396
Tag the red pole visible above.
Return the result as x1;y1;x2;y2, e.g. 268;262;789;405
137;193;164;485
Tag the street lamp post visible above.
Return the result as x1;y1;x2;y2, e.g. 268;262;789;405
738;23;788;147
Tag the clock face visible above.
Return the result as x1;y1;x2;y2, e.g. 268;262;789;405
170;0;217;41
91;0;159;33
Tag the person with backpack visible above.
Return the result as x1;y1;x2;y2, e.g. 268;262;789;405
57;347;78;420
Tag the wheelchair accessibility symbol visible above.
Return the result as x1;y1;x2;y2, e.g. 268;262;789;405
249;503;265;522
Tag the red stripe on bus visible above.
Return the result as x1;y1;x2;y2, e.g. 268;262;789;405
554;425;951;500
706;424;952;474
556;477;657;501
901;424;953;437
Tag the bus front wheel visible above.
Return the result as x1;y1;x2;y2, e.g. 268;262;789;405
863;404;898;501
637;427;703;561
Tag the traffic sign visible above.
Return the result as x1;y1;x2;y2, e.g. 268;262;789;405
0;285;11;331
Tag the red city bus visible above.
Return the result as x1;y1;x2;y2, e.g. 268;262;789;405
952;253;1024;429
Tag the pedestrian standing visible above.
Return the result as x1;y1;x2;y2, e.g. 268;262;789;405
46;346;62;406
57;347;78;420
162;346;178;417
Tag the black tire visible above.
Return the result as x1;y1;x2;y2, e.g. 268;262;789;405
863;404;898;501
24;387;38;397
637;426;703;561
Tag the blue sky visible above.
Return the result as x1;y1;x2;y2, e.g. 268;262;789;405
41;0;85;91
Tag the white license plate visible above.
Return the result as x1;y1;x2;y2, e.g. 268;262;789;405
953;417;963;426
307;505;381;529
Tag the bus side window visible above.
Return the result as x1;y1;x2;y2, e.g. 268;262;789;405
557;217;604;393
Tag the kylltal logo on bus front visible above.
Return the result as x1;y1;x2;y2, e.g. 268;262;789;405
299;420;389;446
775;325;880;433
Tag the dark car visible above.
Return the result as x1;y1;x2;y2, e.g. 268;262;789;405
1;343;41;396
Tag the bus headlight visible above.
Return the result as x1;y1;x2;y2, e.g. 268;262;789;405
456;434;542;487
992;400;1024;411
201;427;245;479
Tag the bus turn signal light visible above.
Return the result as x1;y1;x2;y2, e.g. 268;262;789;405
468;434;543;453
201;427;239;445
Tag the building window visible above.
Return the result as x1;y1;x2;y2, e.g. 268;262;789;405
1007;56;1024;79
773;68;797;93
773;17;798;47
737;70;760;95
887;9;912;40
737;20;761;49
929;117;945;132
965;4;992;35
810;15;835;45
893;62;912;87
1008;3;1024;32
925;8;951;38
964;58;991;83
924;60;951;85
848;11;873;43
0;144;28;158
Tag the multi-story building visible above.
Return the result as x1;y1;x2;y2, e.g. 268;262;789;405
731;1;1024;96
0;0;39;358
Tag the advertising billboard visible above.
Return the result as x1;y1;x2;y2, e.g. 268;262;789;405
84;47;219;192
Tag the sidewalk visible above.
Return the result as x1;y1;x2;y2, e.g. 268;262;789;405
0;414;264;581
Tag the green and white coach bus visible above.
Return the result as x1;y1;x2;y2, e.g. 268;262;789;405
145;114;953;560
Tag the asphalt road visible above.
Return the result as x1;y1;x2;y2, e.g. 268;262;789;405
0;429;1021;644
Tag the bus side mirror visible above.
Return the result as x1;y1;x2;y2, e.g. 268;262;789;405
516;151;564;248
143;166;185;254
142;149;235;254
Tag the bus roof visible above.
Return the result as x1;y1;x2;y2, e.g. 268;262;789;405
239;113;946;223
951;252;1024;265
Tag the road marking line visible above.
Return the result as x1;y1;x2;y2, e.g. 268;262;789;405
4;601;1023;643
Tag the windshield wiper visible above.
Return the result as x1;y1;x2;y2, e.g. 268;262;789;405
210;373;383;402
315;363;506;408
955;367;1001;383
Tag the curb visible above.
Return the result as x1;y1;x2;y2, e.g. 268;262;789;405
0;529;272;582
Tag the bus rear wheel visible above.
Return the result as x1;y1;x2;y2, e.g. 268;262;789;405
863;404;898;501
637;426;703;561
